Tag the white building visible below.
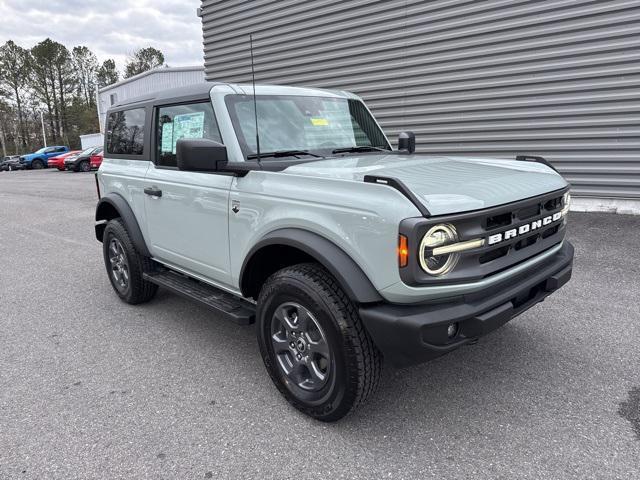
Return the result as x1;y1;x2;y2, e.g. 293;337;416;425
96;66;205;131
79;133;104;149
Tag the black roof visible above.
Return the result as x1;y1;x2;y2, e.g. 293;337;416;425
111;82;223;109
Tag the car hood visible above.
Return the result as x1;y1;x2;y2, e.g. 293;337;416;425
283;154;568;216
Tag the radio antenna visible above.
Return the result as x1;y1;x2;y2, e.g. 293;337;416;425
249;33;261;166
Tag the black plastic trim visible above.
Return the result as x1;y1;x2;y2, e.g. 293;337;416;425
360;241;574;367
240;228;382;303
364;175;431;216
516;155;558;173
143;270;255;325
94;193;150;257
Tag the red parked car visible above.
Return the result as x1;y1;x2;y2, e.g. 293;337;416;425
89;149;103;170
48;150;81;171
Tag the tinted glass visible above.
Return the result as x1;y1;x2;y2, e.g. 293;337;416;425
225;95;390;158
156;101;221;168
106;108;145;155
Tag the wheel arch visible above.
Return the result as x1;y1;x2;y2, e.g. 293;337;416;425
240;228;382;304
95;193;150;257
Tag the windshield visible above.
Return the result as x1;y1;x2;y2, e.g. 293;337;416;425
79;147;95;156
225;94;390;159
35;147;47;154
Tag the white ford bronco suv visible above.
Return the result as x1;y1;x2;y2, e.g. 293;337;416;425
95;82;573;421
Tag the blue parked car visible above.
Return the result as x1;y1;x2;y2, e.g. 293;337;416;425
20;146;70;169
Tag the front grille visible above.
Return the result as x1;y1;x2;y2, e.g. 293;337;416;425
474;192;565;275
479;245;509;264
399;187;569;286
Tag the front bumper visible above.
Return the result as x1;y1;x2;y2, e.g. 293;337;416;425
360;241;574;367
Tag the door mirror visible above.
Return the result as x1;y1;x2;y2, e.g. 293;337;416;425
176;138;228;172
398;131;416;154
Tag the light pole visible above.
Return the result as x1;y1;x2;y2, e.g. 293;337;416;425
40;111;47;147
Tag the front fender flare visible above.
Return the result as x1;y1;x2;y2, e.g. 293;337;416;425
94;193;150;257
240;228;383;304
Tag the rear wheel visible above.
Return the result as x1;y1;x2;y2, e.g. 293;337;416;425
102;218;157;304
31;159;44;169
257;263;382;422
78;160;90;172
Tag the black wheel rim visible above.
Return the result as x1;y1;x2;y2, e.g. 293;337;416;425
81;161;90;172
108;238;129;291
271;302;331;392
32;161;42;169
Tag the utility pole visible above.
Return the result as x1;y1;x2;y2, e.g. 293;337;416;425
40;111;47;147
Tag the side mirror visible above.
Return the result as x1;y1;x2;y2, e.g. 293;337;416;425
398;131;416;154
176;138;227;172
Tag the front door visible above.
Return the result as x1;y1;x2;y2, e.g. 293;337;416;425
143;100;233;286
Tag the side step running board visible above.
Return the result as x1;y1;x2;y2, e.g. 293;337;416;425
143;270;255;325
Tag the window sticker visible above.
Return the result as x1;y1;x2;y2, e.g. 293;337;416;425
161;123;174;153
310;118;329;126
172;112;205;153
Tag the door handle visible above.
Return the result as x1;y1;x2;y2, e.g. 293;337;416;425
144;186;162;197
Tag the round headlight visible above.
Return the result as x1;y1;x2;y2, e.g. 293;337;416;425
419;224;459;276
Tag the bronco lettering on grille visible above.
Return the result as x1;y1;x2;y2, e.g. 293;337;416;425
487;212;563;246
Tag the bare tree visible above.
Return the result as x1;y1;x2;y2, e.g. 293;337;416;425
31;39;59;142
72;46;98;107
51;42;75;143
0;40;31;148
96;59;119;89
124;47;165;78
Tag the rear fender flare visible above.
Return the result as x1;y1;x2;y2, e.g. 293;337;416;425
95;193;150;257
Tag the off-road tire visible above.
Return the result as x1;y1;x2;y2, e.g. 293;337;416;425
102;218;157;304
257;263;382;422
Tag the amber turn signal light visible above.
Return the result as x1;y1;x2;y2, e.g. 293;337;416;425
398;234;409;268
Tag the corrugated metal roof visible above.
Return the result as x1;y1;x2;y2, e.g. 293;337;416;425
98;66;205;94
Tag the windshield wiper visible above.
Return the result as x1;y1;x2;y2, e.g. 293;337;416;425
246;150;322;160
331;146;390;154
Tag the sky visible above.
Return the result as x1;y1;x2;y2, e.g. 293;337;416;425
0;0;203;70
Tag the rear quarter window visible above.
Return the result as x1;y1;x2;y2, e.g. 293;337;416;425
106;108;146;155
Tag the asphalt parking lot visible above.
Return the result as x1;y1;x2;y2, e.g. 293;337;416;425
1;169;639;479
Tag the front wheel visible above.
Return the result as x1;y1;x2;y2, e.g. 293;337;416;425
257;263;382;422
31;159;44;169
78;160;90;172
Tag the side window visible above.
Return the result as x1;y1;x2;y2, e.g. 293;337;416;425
156;101;221;168
106;108;145;155
56;146;65;153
